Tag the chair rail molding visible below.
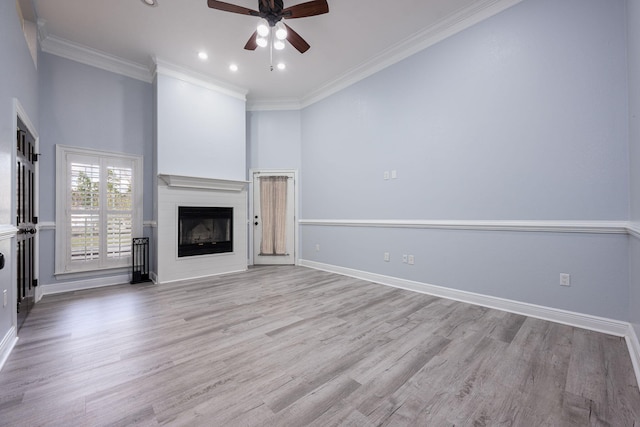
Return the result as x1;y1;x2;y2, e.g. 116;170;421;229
0;225;19;240
299;219;630;234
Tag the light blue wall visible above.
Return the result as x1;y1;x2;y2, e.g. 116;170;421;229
38;53;154;286
628;0;640;336
247;110;301;172
156;74;246;181
0;2;38;345
300;0;631;319
302;0;628;221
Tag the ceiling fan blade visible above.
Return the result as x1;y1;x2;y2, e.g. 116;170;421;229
282;0;328;19
284;23;310;53
207;0;259;16
244;31;258;50
259;0;270;10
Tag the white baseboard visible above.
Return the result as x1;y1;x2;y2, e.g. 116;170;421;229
300;259;640;385
40;274;131;296
627;325;640;388
299;260;630;337
155;268;248;285
0;326;18;372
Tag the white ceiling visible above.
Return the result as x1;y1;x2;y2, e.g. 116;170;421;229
33;0;520;108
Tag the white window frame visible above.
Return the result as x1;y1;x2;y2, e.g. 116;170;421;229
55;145;143;276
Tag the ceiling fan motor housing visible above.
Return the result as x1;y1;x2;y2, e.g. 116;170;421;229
259;0;285;26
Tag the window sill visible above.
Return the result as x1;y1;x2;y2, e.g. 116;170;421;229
54;266;130;280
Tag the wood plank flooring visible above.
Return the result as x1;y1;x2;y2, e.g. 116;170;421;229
1;266;639;426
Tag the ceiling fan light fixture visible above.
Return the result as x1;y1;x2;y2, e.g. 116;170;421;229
273;39;285;50
256;36;268;48
256;20;270;37
275;22;287;40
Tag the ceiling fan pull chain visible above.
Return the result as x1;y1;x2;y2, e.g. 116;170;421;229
269;31;274;71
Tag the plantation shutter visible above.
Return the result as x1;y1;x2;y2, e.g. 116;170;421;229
106;164;133;260
61;149;140;273
68;155;101;268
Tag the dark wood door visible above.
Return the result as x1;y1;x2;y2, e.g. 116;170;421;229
16;117;37;331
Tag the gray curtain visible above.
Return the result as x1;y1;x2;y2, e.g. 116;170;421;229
260;176;288;255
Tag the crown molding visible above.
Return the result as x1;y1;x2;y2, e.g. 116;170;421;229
246;97;302;112
299;0;523;109
153;58;248;101
38;20;153;83
37;0;522;110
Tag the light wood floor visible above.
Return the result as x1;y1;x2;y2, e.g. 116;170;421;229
1;266;639;426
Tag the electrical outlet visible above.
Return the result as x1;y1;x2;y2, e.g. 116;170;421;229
391;170;397;179
408;255;415;265
315;244;320;252
3;290;7;308
384;252;390;262
402;254;408;263
560;273;571;287
383;171;390;180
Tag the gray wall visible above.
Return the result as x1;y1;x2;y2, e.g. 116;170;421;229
628;0;640;337
156;74;246;181
300;0;631;320
38;53;154;286
247;110;302;172
0;2;39;344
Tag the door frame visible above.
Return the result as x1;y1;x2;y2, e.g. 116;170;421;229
248;169;298;266
12;98;39;319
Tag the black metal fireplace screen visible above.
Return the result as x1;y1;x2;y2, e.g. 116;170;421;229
131;237;151;284
178;206;233;257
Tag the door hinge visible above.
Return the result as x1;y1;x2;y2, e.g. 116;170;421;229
33;279;38;288
32;216;38;225
31;153;39;162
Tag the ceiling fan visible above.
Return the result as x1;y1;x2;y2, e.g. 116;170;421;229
207;0;329;54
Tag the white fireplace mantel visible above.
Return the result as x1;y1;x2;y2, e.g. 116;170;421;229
158;174;249;192
156;174;249;284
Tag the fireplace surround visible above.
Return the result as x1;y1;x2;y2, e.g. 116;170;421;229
156;174;248;284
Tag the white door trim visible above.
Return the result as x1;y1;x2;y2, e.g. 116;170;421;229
249;169;298;266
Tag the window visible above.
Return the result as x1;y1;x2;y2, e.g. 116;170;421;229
56;145;143;275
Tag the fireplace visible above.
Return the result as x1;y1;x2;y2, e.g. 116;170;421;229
156;175;248;284
178;206;233;257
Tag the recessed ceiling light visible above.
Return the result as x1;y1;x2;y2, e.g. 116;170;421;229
229;64;239;72
198;51;208;60
141;0;157;6
277;63;286;70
